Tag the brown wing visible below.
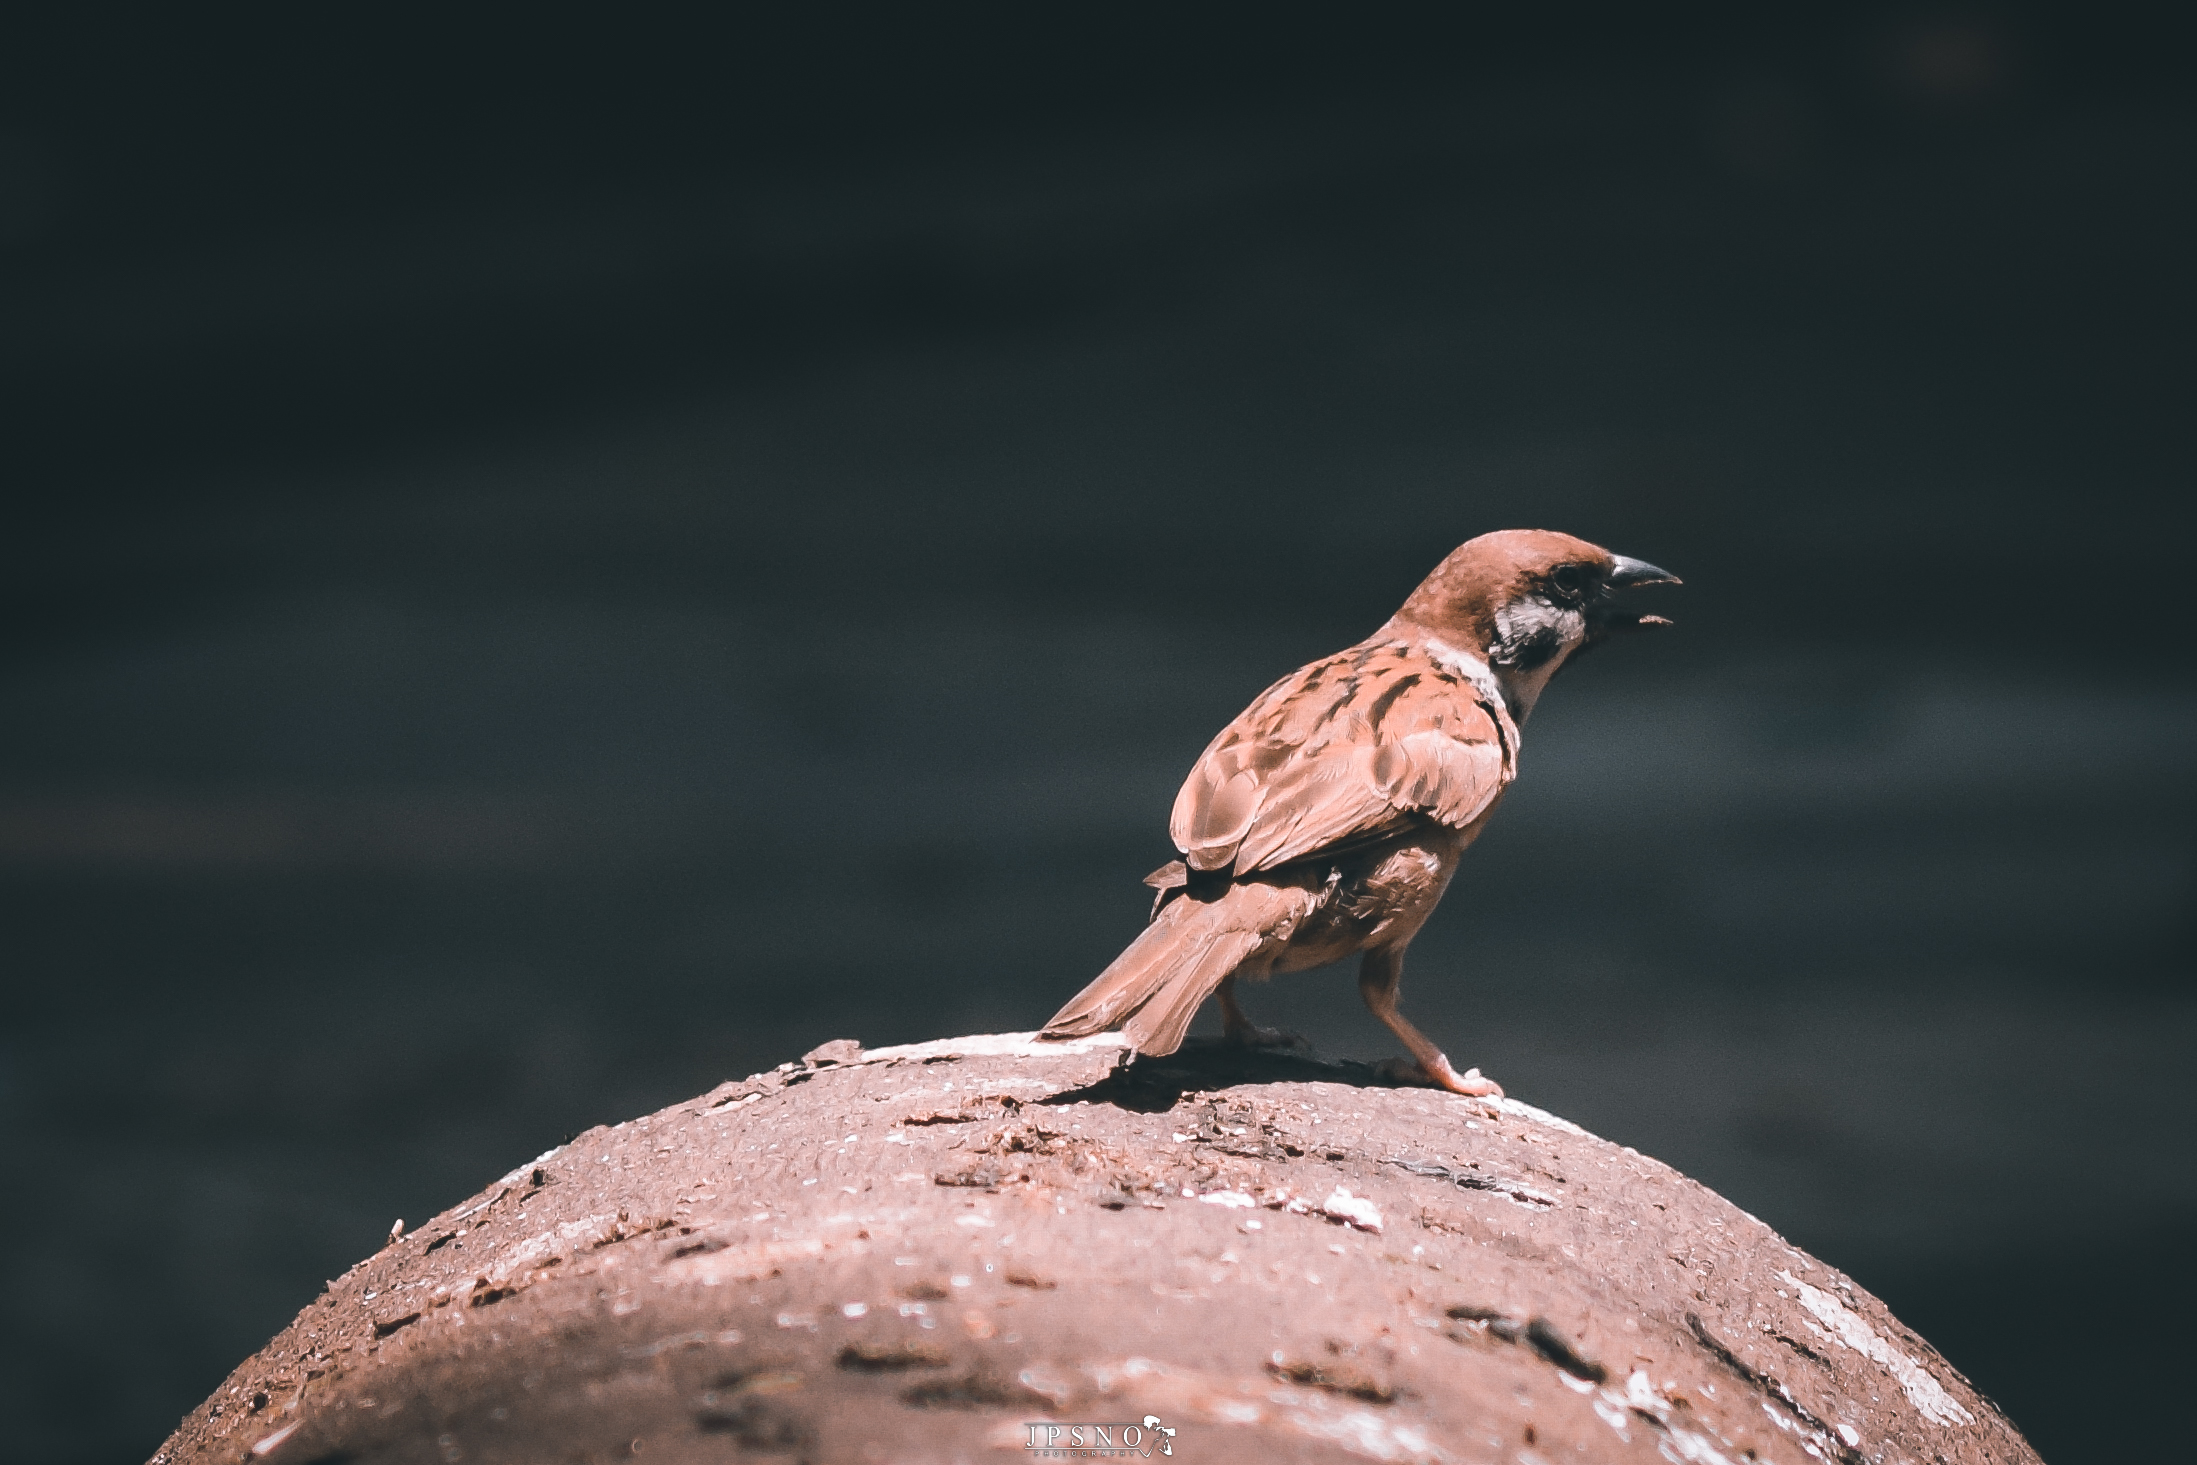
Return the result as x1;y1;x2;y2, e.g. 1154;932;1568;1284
1169;640;1513;877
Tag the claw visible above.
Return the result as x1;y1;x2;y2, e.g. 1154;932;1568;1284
1446;1064;1505;1099
1374;1055;1504;1097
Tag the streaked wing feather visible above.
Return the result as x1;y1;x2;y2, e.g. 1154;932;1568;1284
1169;642;1509;877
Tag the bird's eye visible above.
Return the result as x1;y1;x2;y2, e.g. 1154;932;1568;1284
1549;564;1587;597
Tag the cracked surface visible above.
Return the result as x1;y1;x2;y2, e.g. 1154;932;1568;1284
153;1034;2036;1465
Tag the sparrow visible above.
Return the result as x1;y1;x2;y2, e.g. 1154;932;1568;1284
1042;529;1678;1095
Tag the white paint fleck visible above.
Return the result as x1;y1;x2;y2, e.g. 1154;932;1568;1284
1618;1371;1739;1465
248;1421;301;1457
1776;1271;1973;1426
1318;1187;1383;1232
861;1030;1133;1063
1493;1098;1595;1139
496;1143;567;1185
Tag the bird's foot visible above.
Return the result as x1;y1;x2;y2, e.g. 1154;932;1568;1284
1374;1055;1504;1098
1223;1022;1311;1053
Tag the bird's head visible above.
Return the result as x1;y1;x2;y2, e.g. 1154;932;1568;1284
1394;529;1679;720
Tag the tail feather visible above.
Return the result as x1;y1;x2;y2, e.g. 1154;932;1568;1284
1043;879;1314;1056
1121;925;1264;1056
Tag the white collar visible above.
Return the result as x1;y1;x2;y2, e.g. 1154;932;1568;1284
1419;634;1522;768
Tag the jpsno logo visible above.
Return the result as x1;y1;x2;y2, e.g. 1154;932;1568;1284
1023;1415;1177;1457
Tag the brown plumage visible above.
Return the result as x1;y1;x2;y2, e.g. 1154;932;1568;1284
1042;529;1678;1094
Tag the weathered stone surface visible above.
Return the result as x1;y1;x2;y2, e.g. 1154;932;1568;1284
154;1035;2036;1465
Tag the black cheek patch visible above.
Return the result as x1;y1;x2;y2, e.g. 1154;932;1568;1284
1491;625;1563;670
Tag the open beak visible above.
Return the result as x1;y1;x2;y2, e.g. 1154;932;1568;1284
1589;554;1681;639
1607;554;1681;589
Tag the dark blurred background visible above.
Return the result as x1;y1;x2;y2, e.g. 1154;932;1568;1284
1;4;2190;1461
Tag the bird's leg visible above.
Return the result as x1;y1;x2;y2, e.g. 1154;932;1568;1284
1358;946;1503;1097
1217;975;1307;1051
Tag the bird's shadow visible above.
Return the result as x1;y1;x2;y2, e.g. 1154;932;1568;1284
1041;1037;1419;1114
